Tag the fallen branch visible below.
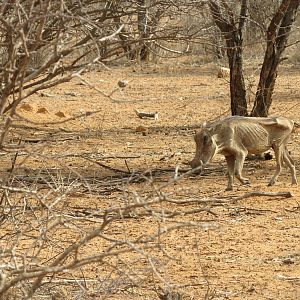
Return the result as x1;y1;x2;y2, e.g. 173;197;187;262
81;156;130;174
134;109;158;120
232;191;293;201
278;274;300;281
39;92;55;97
73;74;142;104
14;109;102;125
165;191;293;206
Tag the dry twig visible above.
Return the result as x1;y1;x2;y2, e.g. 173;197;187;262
134;109;159;120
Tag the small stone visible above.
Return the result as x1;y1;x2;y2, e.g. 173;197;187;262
36;107;49;114
55;111;66;118
19;103;33;111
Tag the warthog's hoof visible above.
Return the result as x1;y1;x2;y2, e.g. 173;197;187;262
225;186;233;191
237;177;250;186
268;181;275;186
242;179;250;186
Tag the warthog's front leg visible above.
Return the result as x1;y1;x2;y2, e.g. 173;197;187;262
234;151;250;186
225;155;235;191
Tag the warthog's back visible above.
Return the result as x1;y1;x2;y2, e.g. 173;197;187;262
209;116;294;130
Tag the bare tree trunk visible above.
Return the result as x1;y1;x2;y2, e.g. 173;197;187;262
251;0;300;117
137;0;151;61
227;39;247;116
209;0;248;116
115;16;137;60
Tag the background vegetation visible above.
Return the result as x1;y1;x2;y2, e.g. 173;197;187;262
0;1;299;298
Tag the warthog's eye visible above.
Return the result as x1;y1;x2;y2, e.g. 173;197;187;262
203;134;210;145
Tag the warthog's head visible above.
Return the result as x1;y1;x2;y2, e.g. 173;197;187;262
190;128;218;169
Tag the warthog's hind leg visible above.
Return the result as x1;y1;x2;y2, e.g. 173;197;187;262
283;148;298;185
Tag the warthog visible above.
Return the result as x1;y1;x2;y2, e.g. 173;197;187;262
190;116;298;191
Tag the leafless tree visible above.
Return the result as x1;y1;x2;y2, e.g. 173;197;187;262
207;0;300;117
208;0;248;116
0;0;207;119
251;0;300;116
0;0;208;158
0;159;216;298
0;1;215;298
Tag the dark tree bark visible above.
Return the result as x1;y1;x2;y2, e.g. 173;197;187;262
115;15;137;60
137;0;151;61
209;0;248;116
251;0;300;117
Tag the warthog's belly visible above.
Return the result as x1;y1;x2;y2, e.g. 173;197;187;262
247;146;271;155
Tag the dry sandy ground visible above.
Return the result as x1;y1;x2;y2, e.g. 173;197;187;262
1;62;300;299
